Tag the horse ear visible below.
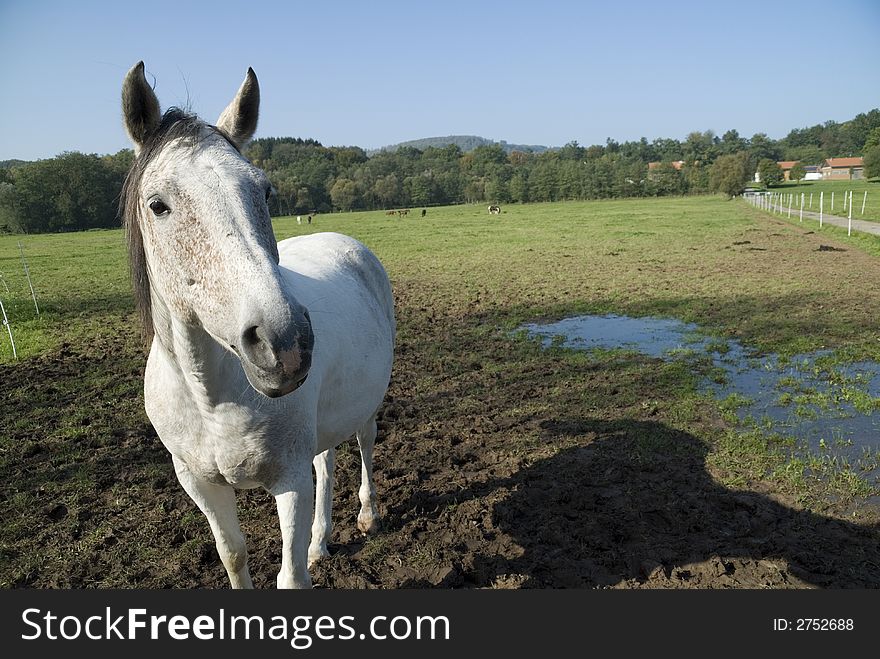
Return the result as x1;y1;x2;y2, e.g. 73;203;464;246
122;61;161;154
216;68;260;149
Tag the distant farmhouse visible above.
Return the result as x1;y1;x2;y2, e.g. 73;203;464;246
755;156;864;182
820;157;864;180
647;160;685;171
776;161;797;181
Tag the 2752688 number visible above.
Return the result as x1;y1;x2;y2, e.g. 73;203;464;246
796;619;854;631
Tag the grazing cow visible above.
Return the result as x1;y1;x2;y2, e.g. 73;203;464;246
488;205;501;215
397;209;409;217
421;209;426;218
385;210;396;216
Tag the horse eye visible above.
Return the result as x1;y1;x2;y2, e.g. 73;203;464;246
149;199;170;216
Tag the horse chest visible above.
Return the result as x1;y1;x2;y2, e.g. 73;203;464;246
145;358;291;488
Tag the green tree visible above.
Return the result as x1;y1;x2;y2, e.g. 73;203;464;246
373;174;401;208
558;161;583;200
508;171;529;202
0;152;123;233
469;144;507;176
683;130;718;165
404;175;433;207
463;178;485;204
329;146;367;170
783;145;824;167
864;126;880;151
864;146;880;179
708;152;750;198
719;129;747;155
789;162;806;183
558;140;585;161
0;182;20;232
757;158;783;187
682;162;710;193
271;171;301;215
295;186;313;213
651;138;682;162
435;171;463;204
329;177;359;211
749;133;782;163
529;160;559;202
647;162;686;196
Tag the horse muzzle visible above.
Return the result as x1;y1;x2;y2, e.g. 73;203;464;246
238;314;314;398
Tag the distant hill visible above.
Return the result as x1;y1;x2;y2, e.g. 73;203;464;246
367;135;551;155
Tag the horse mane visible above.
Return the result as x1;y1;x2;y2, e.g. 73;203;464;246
120;108;240;345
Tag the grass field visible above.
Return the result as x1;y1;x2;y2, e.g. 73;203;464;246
2;195;880;588
4;195;880;361
775;178;880;222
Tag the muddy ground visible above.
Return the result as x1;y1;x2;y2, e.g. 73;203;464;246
1;283;879;589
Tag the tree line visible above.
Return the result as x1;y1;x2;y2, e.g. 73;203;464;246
0;150;132;233
1;110;878;233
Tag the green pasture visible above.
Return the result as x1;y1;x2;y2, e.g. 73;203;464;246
775;178;880;223
5;195;878;362
0;230;131;360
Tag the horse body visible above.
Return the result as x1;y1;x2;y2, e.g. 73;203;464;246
120;62;394;588
276;232;395;455
145;232;393;483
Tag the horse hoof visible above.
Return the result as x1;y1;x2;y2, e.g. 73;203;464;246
357;515;380;535
308;548;329;568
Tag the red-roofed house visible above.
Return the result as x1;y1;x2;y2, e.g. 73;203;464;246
821;157;864;180
777;161;798;181
648;160;685;171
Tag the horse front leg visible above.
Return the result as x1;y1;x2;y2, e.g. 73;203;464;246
172;456;253;589
272;445;315;589
309;447;335;567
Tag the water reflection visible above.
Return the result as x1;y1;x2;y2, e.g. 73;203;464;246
522;314;880;480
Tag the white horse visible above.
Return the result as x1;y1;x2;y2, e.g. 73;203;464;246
119;62;395;588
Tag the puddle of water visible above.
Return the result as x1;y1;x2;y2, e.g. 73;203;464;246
521;315;880;481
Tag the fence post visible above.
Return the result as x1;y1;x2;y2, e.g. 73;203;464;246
862;190;868;215
848;190;853;236
0;297;17;360
17;241;39;316
820;191;824;227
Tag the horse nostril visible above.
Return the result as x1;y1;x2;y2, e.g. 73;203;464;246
242;325;259;348
241;325;273;366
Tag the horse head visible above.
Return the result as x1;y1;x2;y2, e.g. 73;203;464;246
120;61;313;398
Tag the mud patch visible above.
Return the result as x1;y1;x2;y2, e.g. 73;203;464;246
2;302;879;589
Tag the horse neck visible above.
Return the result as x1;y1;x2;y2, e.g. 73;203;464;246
149;291;234;403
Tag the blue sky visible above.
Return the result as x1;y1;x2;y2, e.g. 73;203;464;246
1;0;878;160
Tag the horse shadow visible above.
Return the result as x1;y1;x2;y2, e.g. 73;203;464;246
399;418;880;588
